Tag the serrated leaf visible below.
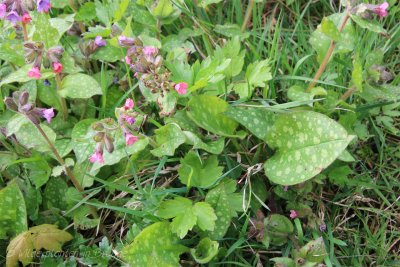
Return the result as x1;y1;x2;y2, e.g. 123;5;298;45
187;95;246;138
158;197;217;238
190;238;219;264
205;179;242;239
246;59;272;88
6;224;72;267
264;111;354;185
213;37;245;78
59;74;102;99
0;182;27;239
121;222;187;267
178;151;223;188
183;131;225;154
350;15;386;34
151;124;186;157
32;14;60;48
320;17;340;41
225;106;275;141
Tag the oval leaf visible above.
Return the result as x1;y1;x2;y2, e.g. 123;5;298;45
59;74;102;99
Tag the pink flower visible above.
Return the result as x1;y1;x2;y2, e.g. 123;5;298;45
125;56;131;65
53;62;63;73
89;150;104;164
289;210;298;219
125;133;138;146
283;186;289;192
94;36;106;47
142;46;157;56
174;82;188;95
0;4;6;19
37;0;51;13
40;108;54;123
22;13;31;24
28;67;41;79
373;2;389;18
134;72;138;78
124;98;134;110
123;115;135;125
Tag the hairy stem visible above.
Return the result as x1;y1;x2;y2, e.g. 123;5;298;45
55;74;69;120
241;0;255;32
306;12;350;92
34;122;112;242
22;23;28;42
340;86;357;101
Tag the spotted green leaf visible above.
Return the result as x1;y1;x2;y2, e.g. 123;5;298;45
32;14;60;48
183;131;225;154
178;151;223;188
298;237;327;263
320;17;340;41
92;45;124;62
59;74;103;99
151;124;186;157
14;123;56;153
24;159;51;188
158;197;217;238
264;111;355;185
0;65;55;86
0;182;27;239
49;14;75;37
265;214;293;246
205;178;242;239
157;91;177;117
310;13;355;63
190;238;219;264
224;106;275;141
187;95;246;138
71;119;97;164
350;15;386;34
121;222;187;267
287;85;327;103
44;177;69;210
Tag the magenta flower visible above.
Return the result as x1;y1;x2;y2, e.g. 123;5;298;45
125;56;132;65
37;0;51;13
125;133;138;146
373;2;389;18
95;36;106;47
89;150;104;164
118;35;135;46
40;108;54;123
319;224;327;232
53;62;63;73
22;13;32;24
124;98;134;110
6;11;21;24
142;46;157;56
123;115;135;125
289;210;298;219
28;67;41;79
174;82;188;95
0;4;7;18
283;186;289;192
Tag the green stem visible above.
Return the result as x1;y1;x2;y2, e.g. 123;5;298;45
55;74;69;120
241;0;255;32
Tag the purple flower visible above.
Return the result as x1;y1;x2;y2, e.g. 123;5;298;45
118;35;135;47
319;224;327;232
123;115;135;125
0;4;6;19
6;11;21;24
373;2;389;18
40;108;54;123
95;36;106;47
142;46;157;56
37;0;51;13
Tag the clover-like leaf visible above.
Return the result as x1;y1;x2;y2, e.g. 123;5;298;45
265;214;294;246
298;237;327;263
158;197;217;238
205;178;242;239
151;124;186;157
6;224;72;267
178;151;223;188
224;106;275;141
121;222;187;267
190;238;219;264
59;74;103;99
264;111;355;185
0;182;27;239
187;95;246;138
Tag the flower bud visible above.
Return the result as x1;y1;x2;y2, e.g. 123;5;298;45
47;46;64;63
19;103;33;112
26;112;40;125
93;132;105;142
104;135;114;153
92;122;104;131
118;35;136;47
18;91;29;106
4;97;18;111
111;24;122;37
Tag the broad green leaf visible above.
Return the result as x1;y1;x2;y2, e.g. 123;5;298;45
287;85;327;103
6;224;72;267
121;222;187;267
0;41;24;66
95;0;111;26
51;0;69;8
92;45;124;62
0;182;27;239
352;56;363;91
178;151;223;188
14;123;56;153
214;24;250;40
76;2;96;21
59;74;103;99
183;131;225;154
190;238;219;264
245;59;272;88
24;159;51;188
350;15;386;34
0;65;55;86
44;177;69;210
310;13;355;63
114;0;130;22
71;119;97;164
224;106;276;141
265;214;293;246
187;95;246;138
271;257;295;267
264;111;355;185
320;17;340;41
157;91;177;116
298;237;327;263
32;14;60;48
6;114;30;136
37;80;62;111
150;0;174;19
213;37;245;78
49;14;75;37
205;179;242;239
198;0;223;8
151;124;186;157
158;197;217;238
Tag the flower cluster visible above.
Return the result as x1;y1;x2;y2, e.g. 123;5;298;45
0;0;51;25
352;2;390;19
24;42;64;79
118;35;188;95
4;91;54;124
79;36;107;57
89;98;139;164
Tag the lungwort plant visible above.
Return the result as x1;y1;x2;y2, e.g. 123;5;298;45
0;0;398;266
